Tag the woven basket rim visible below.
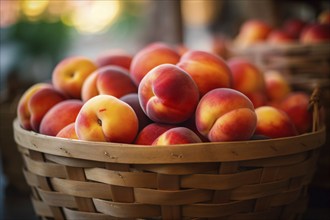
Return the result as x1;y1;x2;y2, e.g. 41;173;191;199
13;119;326;164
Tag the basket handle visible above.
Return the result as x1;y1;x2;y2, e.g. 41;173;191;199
308;86;322;132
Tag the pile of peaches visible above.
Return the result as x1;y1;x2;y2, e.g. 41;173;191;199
17;42;315;146
233;10;330;48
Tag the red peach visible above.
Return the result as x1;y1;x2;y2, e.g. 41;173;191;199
17;83;53;130
56;122;78;139
152;127;202;145
180;115;209;142
175;44;189;56
300;23;330;44
177;50;232;96
264;70;291;102
279;92;312;134
195;88;257;142
246;92;268;108
234;19;272;48
282;19;307;39
255;106;298;138
134;123;176;145
130;42;181;85
267;29;295;44
39;99;83;136
138;64;199;124
227;58;266;95
28;87;67;132
81;65;137;102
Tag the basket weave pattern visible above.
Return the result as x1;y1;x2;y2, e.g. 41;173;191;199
230;43;330;79
13;118;326;220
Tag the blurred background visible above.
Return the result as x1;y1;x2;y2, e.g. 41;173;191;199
0;0;329;219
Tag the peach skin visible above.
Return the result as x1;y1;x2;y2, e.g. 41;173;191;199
300;23;330;44
75;94;138;143
130;42;181;85
195;88;257;142
279;92;312;134
246;92;268;108
255;106;298;138
318;10;330;25
267;29;295;44
227;58;266;95
152;127;202;145
120;93;152;131
138;64;199;124
234;19;272;48
56;122;78;139
282;18;306;39
180;115;209;142
134;123;176;145
177;50;232;96
39;99;84;136
264;70;291;102
81;65;137;102
95;49;132;70
52;56;97;99
17;83;53;130
28;87;67;132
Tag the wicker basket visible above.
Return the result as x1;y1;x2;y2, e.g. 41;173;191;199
13;92;326;220
229;42;330;81
230;42;330;191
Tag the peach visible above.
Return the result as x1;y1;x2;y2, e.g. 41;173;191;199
279;92;312;134
56;122;78;139
75;95;138;143
81;65;137;102
264;70;291;102
267;29;295;44
282;19;307;39
254;106;298;138
227;58;266;95
120;93;152;131
195;88;257;142
211;34;230;59
130;42;181;85
17;83;53;130
134;123;176;145
28;87;67;132
177;50;232;96
246;92;268;108
81;71;99;102
95;49;132;70
39;99;84;136
234;19;272;48
175;43;189;56
180;115;209;142
52;56;97;99
138;64;199;124
318;10;330;25
152;127;202;145
300;23;330;44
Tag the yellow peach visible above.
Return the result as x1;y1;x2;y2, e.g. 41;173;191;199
52;56;97;99
75;95;138;143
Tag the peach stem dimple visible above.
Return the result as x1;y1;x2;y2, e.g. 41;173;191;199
97;118;102;126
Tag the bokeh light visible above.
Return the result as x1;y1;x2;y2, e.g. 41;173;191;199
21;0;49;20
64;0;121;34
